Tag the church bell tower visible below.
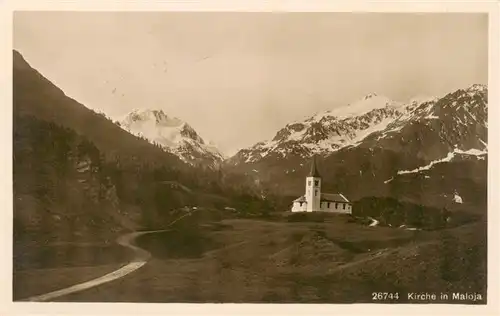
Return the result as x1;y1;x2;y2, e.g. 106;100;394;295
305;156;321;212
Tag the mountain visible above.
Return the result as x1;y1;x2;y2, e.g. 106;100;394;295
118;109;224;167
360;84;487;160
12;49;268;247
226;85;488;213
228;93;409;164
230;85;486;165
13;50;186;171
13;49;189;245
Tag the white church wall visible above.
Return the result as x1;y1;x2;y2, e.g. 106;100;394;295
291;202;307;212
292;201;352;214
320;201;353;214
305;177;321;212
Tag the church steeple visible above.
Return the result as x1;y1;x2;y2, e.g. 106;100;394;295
308;155;321;178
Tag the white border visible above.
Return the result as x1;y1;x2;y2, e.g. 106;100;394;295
1;1;499;315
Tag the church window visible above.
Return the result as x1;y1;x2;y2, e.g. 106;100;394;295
315;190;318;196
308;181;311;186
315;180;319;186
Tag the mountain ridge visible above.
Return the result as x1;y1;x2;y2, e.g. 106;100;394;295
225;84;487;213
229;84;487;166
13;50;188;171
118;108;224;167
13;49;272;246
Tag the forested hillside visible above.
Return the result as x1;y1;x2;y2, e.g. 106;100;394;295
13;50;272;248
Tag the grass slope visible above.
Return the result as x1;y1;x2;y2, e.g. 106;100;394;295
53;211;486;304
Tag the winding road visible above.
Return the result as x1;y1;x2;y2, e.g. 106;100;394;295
24;231;153;302
24;211;196;302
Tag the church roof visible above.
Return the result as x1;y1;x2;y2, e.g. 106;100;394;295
320;193;350;203
293;193;350;203
308;156;321;178
293;195;307;202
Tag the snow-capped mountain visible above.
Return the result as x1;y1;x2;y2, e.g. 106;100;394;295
229;93;412;164
361;83;488;161
226;84;487;213
119;109;224;167
230;84;487;166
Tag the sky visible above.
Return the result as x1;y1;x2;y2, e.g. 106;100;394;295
13;12;488;156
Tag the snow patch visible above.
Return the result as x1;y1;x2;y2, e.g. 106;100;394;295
454;148;487;156
327;95;403;119
287;128;307;142
409;95;438;104
305;114;399;154
397;147;487;175
397;151;455;175
479;139;487;148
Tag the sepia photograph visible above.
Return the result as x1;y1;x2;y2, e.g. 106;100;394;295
6;2;497;312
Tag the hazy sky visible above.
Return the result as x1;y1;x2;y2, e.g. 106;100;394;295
13;12;488;156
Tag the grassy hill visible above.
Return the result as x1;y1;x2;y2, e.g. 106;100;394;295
48;212;486;304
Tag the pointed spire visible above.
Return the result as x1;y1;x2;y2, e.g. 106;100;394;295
308;155;321;178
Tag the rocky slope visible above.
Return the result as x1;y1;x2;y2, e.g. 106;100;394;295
361;84;487;161
228;94;410;164
119;109;224;167
14;115;139;244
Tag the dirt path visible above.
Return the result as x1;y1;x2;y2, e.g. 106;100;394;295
23;211;197;302
23;231;152;302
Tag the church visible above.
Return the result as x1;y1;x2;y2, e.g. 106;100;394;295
291;157;352;214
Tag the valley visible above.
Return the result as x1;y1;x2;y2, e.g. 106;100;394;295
15;208;485;303
12;48;487;304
